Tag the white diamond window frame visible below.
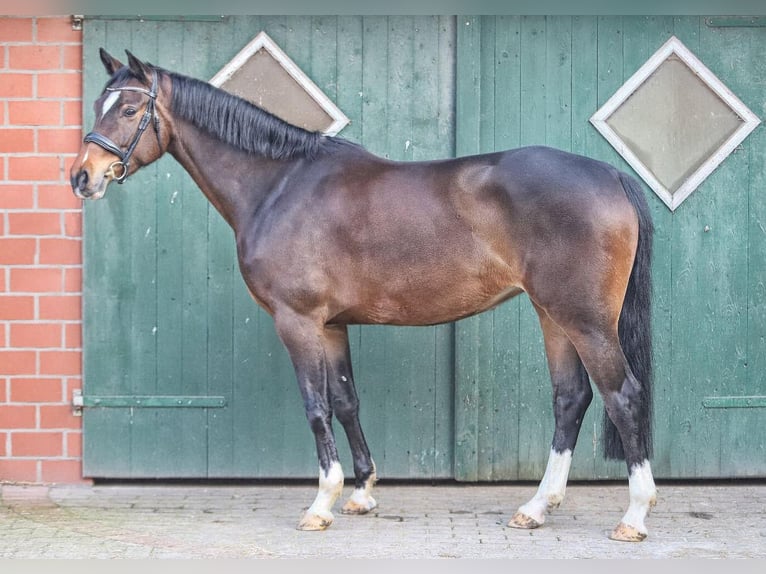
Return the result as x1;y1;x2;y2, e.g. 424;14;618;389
590;35;761;211
209;31;350;136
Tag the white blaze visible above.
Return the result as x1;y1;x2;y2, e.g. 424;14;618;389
101;91;120;118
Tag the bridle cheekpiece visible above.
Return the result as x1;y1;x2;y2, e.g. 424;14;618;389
83;68;161;184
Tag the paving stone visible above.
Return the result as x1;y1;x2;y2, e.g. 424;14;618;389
0;482;764;558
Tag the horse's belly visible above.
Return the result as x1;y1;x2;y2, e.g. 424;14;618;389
330;268;524;327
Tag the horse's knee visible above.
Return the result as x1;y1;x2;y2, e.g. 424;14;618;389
553;380;592;415
332;395;359;426
304;403;331;435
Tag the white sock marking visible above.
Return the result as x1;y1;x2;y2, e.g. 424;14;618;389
621;459;656;534
347;462;377;510
306;461;344;518
101;91;120;118
517;448;572;524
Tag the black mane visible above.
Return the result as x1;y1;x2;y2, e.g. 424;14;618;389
168;71;347;160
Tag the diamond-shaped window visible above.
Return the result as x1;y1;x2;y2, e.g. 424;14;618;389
210;31;349;136
591;36;761;211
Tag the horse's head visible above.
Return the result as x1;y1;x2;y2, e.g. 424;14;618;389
70;49;170;199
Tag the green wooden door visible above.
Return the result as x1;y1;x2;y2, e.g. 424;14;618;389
82;16;456;478
83;15;766;481
454;15;766;480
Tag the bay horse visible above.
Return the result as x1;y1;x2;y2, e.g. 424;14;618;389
70;49;657;542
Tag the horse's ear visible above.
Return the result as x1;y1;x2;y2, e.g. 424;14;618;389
99;48;124;76
125;50;153;84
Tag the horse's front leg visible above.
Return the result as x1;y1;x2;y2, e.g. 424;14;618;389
274;310;344;531
322;325;378;515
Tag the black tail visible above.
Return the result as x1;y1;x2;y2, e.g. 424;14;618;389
603;173;654;460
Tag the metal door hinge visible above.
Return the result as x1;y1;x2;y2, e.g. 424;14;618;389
71;15;84;31
72;389;226;416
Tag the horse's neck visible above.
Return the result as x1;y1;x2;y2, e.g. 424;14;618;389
167;119;293;231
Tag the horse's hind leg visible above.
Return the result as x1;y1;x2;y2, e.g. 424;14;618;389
273;310;345;531
509;307;592;529
323;325;378;515
567;326;656;541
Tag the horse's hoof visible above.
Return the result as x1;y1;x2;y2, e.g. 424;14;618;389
297;511;333;531
609;522;647;542
341;496;377;515
507;511;542;530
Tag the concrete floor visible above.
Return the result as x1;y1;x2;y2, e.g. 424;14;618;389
1;480;764;558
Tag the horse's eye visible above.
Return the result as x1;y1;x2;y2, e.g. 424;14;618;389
124;107;137;117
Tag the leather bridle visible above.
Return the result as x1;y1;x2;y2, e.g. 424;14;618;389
83;69;162;184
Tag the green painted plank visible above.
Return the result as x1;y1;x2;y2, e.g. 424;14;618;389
743;25;766;477
488;15;522;481
453;14;482;481
516;15;551;481
568;15;601;480
610;16;676;481
205;14;239;478
473;16;498;482
82;18;134;478
130;20;212;478
700;23;764;478
433;15;458;479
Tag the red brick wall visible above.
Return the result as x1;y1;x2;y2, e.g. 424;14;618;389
0;16;87;484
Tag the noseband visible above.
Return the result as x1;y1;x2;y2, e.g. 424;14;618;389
83;69;161;184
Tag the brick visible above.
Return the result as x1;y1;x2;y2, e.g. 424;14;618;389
39;184;82;209
8;212;61;235
37;73;82;99
39;295;81;320
41;459;87;483
10;378;63;403
40;405;80;430
0;18;34;42
0;327;5;347
0;405;36;428
38;128;82;153
39;238;81;265
37;18;82;43
64;211;82;237
63;100;81;126
0;74;34;98
64;323;81;348
0;238;37;265
64;268;82;293
8;100;61;126
0;296;35;320
62;45;83;72
66;431;81;457
8;156;61;182
9;46;61;71
10;267;63;292
0;459;37;482
0;432;5;456
0;128;35;153
12;432;63;456
39;350;81;376
0;350;36;376
10;323;62;348
0;184;35;209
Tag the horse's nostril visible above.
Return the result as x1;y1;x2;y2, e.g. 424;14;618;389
75;170;89;192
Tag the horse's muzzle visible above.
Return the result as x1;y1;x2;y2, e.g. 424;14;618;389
71;168;109;200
